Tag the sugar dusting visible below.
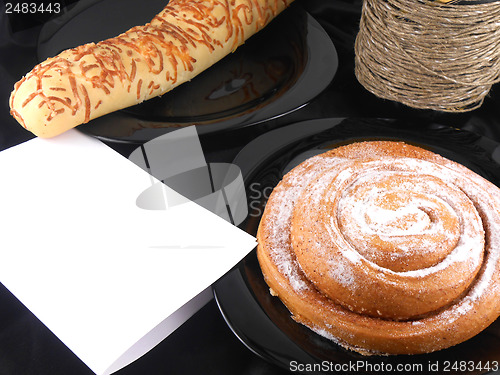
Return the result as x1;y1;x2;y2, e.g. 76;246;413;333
265;155;343;293
330;158;485;279
260;144;500;335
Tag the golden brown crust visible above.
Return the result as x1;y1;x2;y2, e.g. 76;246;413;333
9;0;294;138
257;141;500;355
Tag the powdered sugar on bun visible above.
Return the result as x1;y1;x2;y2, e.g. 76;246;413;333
257;141;500;355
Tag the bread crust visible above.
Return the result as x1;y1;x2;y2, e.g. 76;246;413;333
9;0;293;138
257;141;500;355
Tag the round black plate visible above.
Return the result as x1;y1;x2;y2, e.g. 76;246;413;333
37;0;337;144
213;117;500;375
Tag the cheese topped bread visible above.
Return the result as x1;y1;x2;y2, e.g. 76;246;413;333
9;0;294;138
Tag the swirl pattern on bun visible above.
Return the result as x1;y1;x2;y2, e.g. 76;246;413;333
257;141;500;355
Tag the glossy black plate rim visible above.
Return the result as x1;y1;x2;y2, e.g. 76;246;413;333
73;5;337;144
213;117;500;375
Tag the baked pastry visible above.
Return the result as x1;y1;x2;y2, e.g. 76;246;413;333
9;0;294;138
257;141;500;355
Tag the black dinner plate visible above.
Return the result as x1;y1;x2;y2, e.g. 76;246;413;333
213;117;500;375
37;0;337;144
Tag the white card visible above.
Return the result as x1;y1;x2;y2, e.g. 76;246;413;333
0;129;256;375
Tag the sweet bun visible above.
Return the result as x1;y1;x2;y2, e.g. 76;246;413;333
257;141;500;355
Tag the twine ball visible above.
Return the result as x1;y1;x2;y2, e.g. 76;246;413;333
354;0;500;112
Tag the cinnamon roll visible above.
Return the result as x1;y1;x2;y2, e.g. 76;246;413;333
257;141;500;355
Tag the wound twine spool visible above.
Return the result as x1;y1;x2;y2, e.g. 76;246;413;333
354;0;500;112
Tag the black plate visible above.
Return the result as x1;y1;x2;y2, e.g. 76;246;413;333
37;0;337;144
213;117;500;375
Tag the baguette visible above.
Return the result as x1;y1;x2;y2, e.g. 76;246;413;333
9;0;294;138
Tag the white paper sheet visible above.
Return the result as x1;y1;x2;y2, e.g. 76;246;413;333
0;129;256;375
